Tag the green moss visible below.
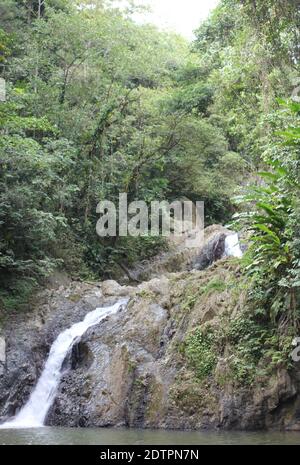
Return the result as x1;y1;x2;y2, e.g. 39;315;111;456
179;276;228;313
133;377;146;388
170;379;217;413
181;292;198;311
127;359;137;374
136;289;155;300
146;381;164;422
201;278;227;296
68;293;81;303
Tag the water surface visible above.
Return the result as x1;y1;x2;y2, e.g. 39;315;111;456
0;427;299;445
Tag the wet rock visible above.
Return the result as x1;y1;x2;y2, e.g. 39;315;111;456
71;341;94;370
192;233;227;270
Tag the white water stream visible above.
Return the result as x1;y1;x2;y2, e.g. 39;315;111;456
224;233;243;258
1;300;127;429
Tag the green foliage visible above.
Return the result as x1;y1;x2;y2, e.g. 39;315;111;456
226;316;295;384
233;102;300;329
0;0;247;309
0;277;38;313
185;328;218;380
201;278;227;296
225;315;268;384
0;100;78;291
193;0;299;165
183;312;294;386
183;316;262;385
1;0;299;325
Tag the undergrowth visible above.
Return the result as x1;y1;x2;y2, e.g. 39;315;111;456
183;309;294;386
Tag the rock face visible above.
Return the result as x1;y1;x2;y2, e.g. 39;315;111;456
1;225;300;431
119;224;232;282
44;265;300;431
190;226;229;270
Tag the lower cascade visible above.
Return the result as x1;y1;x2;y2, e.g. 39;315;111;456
1;300;127;429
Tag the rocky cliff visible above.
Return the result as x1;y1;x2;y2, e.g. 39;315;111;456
1;225;300;430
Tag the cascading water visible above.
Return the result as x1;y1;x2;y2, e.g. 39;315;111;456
0;300;127;429
224;233;243;258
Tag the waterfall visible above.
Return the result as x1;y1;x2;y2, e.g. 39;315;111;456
224;233;243;258
1;300;127;429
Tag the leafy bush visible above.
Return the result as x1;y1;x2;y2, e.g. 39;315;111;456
233;101;300;331
185;328;218;380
